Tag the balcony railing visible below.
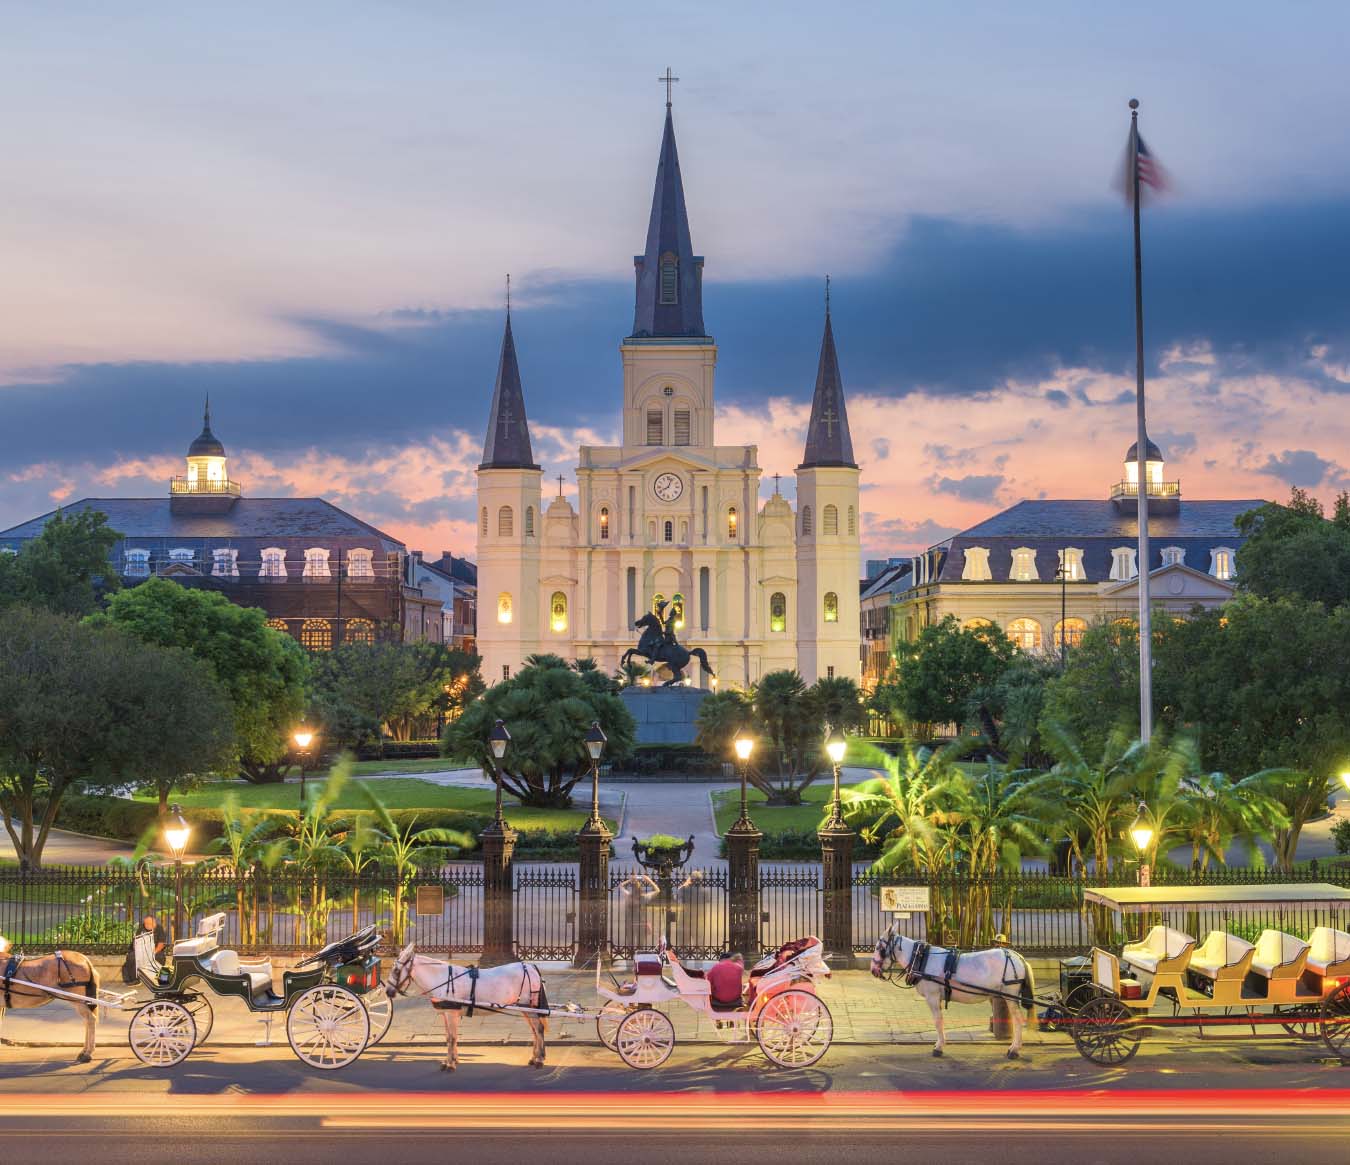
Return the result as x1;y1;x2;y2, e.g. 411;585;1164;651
170;477;242;497
1110;480;1180;500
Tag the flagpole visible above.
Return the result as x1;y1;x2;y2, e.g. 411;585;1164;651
1130;97;1153;744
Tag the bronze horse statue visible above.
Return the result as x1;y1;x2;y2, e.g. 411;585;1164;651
621;608;715;687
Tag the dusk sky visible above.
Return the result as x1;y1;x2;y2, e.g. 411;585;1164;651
3;2;1350;560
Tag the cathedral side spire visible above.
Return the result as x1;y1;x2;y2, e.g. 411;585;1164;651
479;310;540;470
798;289;857;469
631;96;706;339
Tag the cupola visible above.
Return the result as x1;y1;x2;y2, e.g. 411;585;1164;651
171;398;241;513
1111;434;1179;513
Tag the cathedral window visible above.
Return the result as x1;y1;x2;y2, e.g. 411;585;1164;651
260;547;287;579
303;548;331;579
1161;545;1185;567
1057;547;1086;581
299;618;333;652
659;252;679;304
699;567;710;632
648;520;657;543
823;591;839;623
962;617;993;630
480;508;487;537
801;505;813;536
646;408;663;445
670;593;685;630
823;504;839;535
1209;546;1234;581
961;547;992;581
212;548;239;578
727;507;738;540
664;520;673;543
346;618;375;645
627;567;637;626
525;506;535;537
674;409;691;446
497;592;513;624
769;592;787;633
847;505;856;536
502;664;510;682
1010;547;1038;581
1006;618;1042;652
498;506;514;537
550;591;568;634
1054;618;1088;650
680;520;688;543
265;618;289;634
599;507;610;540
1109;547;1138;581
124;548;151;577
347;548;374;578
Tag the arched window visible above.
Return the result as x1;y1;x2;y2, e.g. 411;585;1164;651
550;591;568;633
823;591;839;623
646;408;663;445
123;548;151;577
598;507;610;541
1010;547;1038;581
647;519;657;543
673;408;691;446
664;520;673;543
823;504;839;535
1006;618;1042;652
480;508;488;537
299;618;333;652
303;548;331;579
497;592;513;624
347;548;374;579
498;506;513;537
727;506;738;540
265;618;289;634
1110;547;1138;581
847;506;856;536
670;593;685;630
962;547;992;581
801;505;813;536
659;252;679;304
1210;546;1235;580
962;617;993;631
1053;618;1088;650
346;618;375;645
259;547;286;579
651;592;666;617
769;592;787;633
699;566;710;632
525;506;535;537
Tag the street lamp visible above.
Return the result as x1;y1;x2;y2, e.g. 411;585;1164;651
292;727;316;808
163;804;192;944
488;718;511;828
730;730;756;832
1339;770;1350;795
584;720;607;828
1128;802;1154;887
823;728;848;830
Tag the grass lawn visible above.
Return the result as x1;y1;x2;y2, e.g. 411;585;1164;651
711;781;867;835
133;778;615;834
331;757;472;777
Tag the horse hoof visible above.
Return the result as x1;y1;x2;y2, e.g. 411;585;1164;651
76;1053;92;1064
1007;1050;1020;1060
931;1048;943;1058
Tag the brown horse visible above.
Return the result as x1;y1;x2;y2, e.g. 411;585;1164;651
1;948;101;1062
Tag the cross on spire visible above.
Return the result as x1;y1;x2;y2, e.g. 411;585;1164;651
658;67;679;108
772;472;781;496
505;272;511;314
498;407;514;436
825;274;831;316
819;407;838;438
557;474;565;497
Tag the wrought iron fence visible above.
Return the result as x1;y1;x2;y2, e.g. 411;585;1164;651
514;865;576;960
760;863;822;955
607;864;727;959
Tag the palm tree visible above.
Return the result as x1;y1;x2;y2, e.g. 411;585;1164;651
207;793;288;945
1180;770;1290;870
614;658;650;688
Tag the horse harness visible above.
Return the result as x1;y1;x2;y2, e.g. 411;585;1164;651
896;938;1028;1009
418;961;546;1019
3;950;91;1008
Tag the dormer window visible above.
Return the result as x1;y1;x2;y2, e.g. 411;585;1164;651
169;548;195;567
1210;546;1235;581
1010;547;1038;582
1109;547;1138;581
303;548;331;579
347;548;374;578
659;252;679;304
1161;546;1186;567
212;548;239;578
124;548;151;577
1057;547;1086;581
260;548;287;579
961;547;992;581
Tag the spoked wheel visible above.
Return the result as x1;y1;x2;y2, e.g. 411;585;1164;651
1320;981;1350;1063
184;996;213;1045
128;1000;197;1067
754;989;834;1068
615;1006;675;1069
597;999;635;1051
1072;996;1143;1066
1275;1002;1320;1040
286;985;370;1070
361;991;394;1045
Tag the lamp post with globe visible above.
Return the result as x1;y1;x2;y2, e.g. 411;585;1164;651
481;719;518;965
292;727;316;808
818;728;856;968
1129;802;1155;888
725;729;762;959
163;805;192;944
575;721;612;966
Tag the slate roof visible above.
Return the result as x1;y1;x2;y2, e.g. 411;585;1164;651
799;309;858;470
479;313;540;470
860;560;913;601
935;498;1266;584
432;553;478;585
630;106;706;339
0;497;405;552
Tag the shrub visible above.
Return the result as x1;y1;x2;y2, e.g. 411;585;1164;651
1332;818;1350;856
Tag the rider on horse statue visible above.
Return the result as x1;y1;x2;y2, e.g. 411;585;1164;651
622;600;715;688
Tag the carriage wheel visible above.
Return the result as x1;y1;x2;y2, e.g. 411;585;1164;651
1072;996;1143;1066
1275;1003;1320;1040
361;992;394;1046
184;996;214;1045
597;999;634;1051
755;989;833;1069
1320;980;1350;1063
286;985;370;1070
128;1000;196;1067
615;1007;675;1069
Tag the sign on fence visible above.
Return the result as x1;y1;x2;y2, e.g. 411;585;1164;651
415;885;445;916
881;885;930;914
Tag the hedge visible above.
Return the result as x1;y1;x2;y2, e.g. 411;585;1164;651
718;827;882;861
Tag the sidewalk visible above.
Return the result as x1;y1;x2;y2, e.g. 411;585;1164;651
0;958;1062;1050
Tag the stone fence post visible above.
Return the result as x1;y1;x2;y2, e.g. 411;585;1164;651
479;818;517;966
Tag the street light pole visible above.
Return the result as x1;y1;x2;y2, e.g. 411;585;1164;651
163;805;192;945
1129;802;1154;888
726;730;761;959
481;718;517;966
293;728;315;809
823;728;847;830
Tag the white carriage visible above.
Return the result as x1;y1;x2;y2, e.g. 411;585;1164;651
595;936;835;1069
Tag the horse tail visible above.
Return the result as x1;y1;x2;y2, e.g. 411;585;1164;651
690;648;715;677
532;965;548;1012
1019;955;1035;1018
86;960;100;1020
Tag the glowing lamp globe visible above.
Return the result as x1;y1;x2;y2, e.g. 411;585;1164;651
164;805;192;860
1128;803;1154;854
825;729;847;767
489;719;511;762
734;733;755;763
585;720;607;762
292;729;314;751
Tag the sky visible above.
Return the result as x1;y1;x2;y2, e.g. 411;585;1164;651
3;1;1350;562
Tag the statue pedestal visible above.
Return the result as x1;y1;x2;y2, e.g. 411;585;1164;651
619;686;709;745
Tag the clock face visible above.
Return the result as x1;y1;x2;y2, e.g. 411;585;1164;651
652;472;684;503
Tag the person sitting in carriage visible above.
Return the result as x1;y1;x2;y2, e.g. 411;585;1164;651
664;947;745;1008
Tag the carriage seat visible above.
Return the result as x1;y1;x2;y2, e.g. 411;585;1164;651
1250;930;1309;980
172;912;226;959
1121;925;1195;975
1188;931;1256;982
1306;927;1350;980
211;949;275;1000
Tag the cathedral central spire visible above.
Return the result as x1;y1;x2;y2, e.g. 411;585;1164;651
798;284;858;469
479;308;540;470
631;99;706;340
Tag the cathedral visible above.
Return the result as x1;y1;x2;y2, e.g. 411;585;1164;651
475;99;861;689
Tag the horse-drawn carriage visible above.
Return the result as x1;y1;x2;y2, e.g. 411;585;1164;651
127;914;392;1069
595;936;835;1069
1067;883;1350;1065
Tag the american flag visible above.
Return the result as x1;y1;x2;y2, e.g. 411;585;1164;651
1122;129;1168;205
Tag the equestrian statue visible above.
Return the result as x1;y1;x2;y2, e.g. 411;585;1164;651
621;600;715;687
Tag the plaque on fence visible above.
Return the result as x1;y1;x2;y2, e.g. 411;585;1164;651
881;886;930;914
415;885;445;916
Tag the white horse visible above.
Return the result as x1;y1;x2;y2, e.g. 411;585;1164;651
871;925;1036;1059
386;943;549;1071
